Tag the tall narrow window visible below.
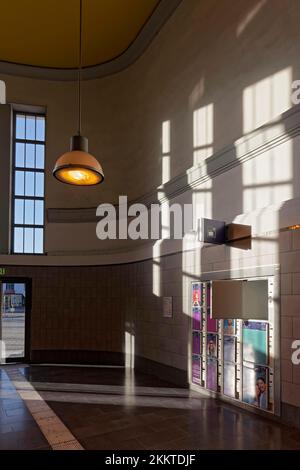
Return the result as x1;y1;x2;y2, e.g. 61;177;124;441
12;112;45;254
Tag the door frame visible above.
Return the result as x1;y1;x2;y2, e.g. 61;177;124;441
0;277;32;363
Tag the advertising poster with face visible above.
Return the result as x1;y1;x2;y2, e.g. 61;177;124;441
224;319;235;335
243;321;268;365
192;331;201;355
192;283;201;306
192;306;201;331
207;333;217;358
243;364;268;410
192;354;201;385
224;335;236;363
223;362;236;398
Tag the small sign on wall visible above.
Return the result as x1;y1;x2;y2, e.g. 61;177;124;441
163;296;173;318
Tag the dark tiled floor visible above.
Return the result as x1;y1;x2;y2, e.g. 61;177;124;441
25;365;300;450
0;368;50;450
2;365;300;450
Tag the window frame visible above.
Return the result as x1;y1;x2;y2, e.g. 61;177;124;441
11;110;46;255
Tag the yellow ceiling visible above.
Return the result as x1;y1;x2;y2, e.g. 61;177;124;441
0;0;160;69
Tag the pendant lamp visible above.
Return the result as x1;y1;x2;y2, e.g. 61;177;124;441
53;0;104;186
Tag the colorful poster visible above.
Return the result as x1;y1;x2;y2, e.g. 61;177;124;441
243;364;268;410
192;354;201;385
223;362;236;398
207;315;218;333
192;283;201;306
206;357;218;391
192;331;201;354
207;333;217;358
192;306;201;331
243;321;268;365
224;336;236;363
224;319;235;335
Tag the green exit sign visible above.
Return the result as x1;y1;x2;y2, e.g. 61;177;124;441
0;267;6;276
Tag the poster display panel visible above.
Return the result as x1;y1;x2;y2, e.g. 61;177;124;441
243;321;268;365
192;354;201;385
192;331;201;355
224;362;236;398
224;319;235;335
243;363;268;410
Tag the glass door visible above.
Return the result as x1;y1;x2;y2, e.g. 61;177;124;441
0;280;29;363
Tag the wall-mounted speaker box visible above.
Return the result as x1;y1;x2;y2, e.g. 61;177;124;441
211;279;268;320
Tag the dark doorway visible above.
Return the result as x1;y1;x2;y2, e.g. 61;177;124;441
0;278;31;363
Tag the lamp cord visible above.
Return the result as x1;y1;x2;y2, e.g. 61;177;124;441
78;0;82;135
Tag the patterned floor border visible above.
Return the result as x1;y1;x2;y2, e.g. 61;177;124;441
6;367;84;451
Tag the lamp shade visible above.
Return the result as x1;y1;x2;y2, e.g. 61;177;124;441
53;135;104;186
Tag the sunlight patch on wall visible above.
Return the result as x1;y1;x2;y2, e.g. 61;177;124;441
162;120;171;184
236;0;267;37
193;104;214;166
0;80;6;104
243;140;293;213
243;67;292;134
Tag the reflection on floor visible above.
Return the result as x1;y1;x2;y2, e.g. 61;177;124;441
1;365;300;450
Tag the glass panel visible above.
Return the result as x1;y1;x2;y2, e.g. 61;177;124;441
206;357;218;391
25;172;35;196
15;114;25;139
35;144;45;169
25;143;35;168
224;363;236;398
34;228;43;253
192;331;201;355
15;143;25;167
192;306;201;330
14;227;24;253
24;199;34;225
35;172;44;197
24;227;34;253
34;200;44;225
224;336;236;363
14;199;24;224
1;283;26;359
15;171;25;196
242;321;268;365
25;115;35;140
192;354;201;385
36;116;45;141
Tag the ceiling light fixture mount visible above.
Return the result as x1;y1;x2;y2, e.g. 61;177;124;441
53;0;104;186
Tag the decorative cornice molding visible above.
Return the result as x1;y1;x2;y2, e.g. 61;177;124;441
47;102;300;224
0;0;183;81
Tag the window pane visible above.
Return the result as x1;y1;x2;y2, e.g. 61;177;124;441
35;200;44;225
14;199;24;224
15;143;25;167
15;171;25;196
25;115;35;140
36;117;45;141
14;227;24;253
24;199;34;225
25;143;35;168
35;144;45;169
16;115;25;139
35;172;44;197
34;228;43;253
24;228;34;253
25;172;35;196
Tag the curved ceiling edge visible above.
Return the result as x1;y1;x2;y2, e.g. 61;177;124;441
0;0;183;81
